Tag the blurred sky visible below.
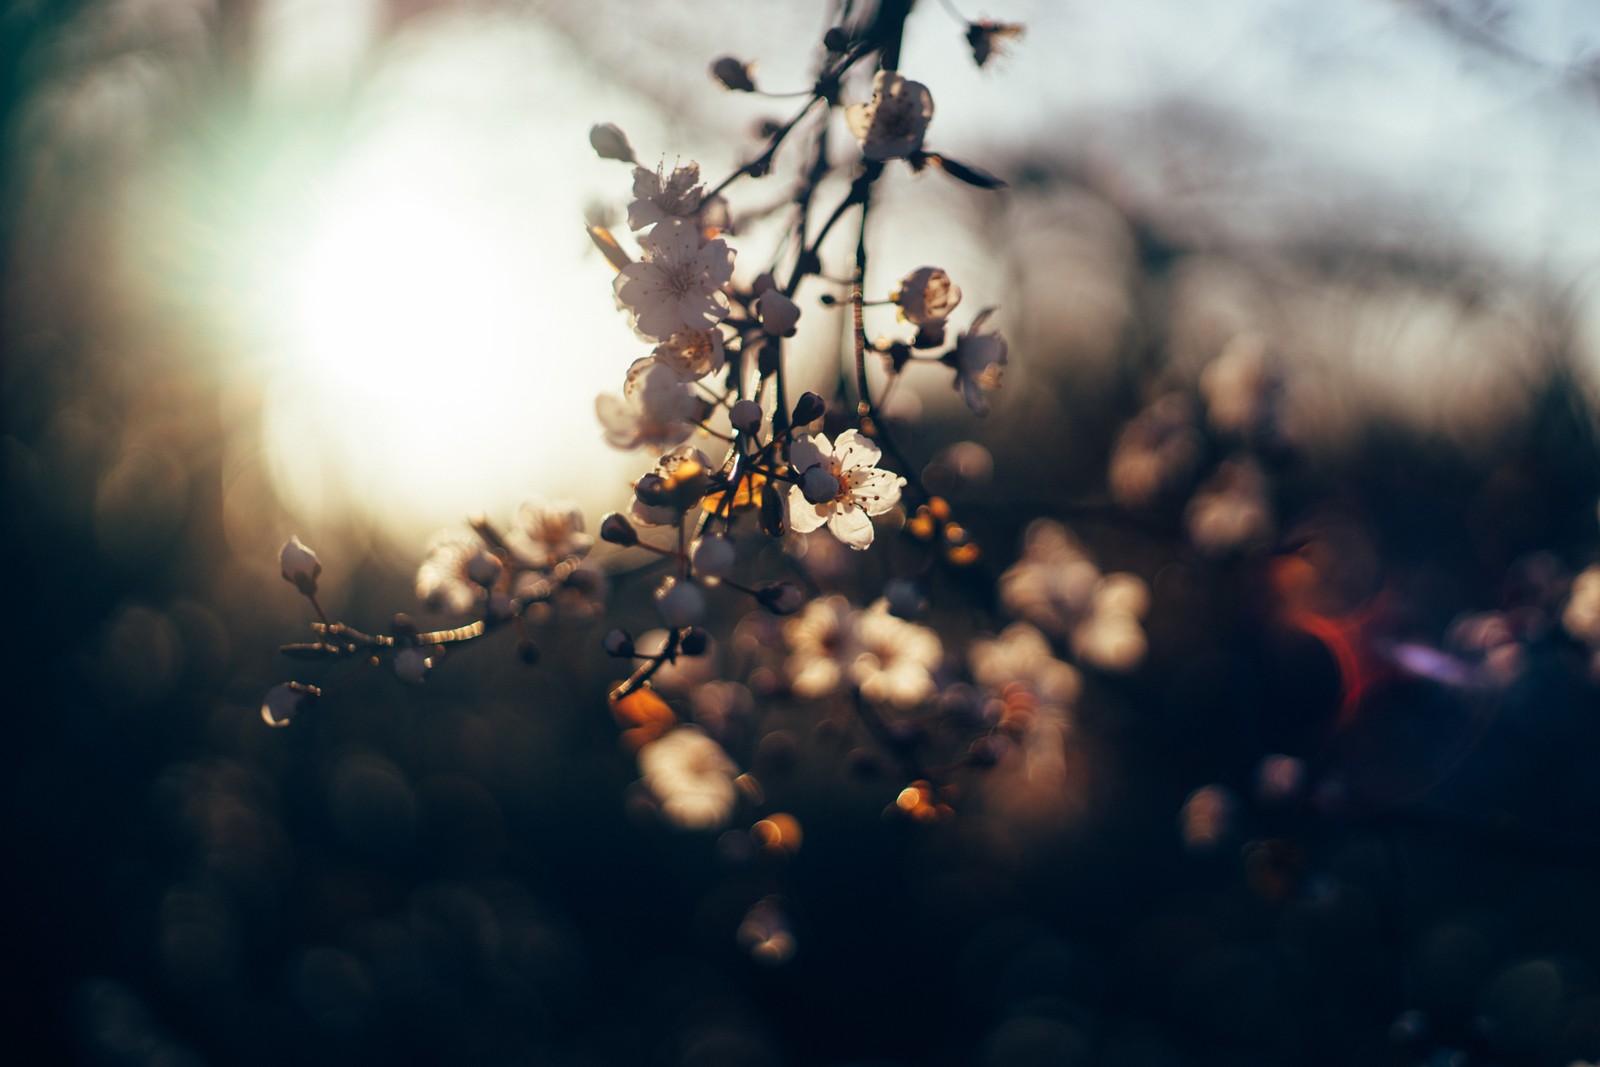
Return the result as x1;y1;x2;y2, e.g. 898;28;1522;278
17;0;1600;545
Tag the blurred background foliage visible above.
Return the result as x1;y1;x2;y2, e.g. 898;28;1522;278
7;1;1600;1064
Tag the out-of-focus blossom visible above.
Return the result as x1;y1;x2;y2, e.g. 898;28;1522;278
1186;457;1274;557
787;430;905;550
652;328;725;382
949;307;1006;415
966;19;1026;68
1201;331;1279;439
1108;394;1203;508
510;499;591;568
999;520;1102;638
613;218;735;341
596;357;698;452
1446;610;1524;686
845;70;934;161
1180;784;1235;849
738;896;796;965
638;725;738;830
260;682;313;728
894;266;961;325
1072;573;1151;672
1563;564;1600;644
279;536;321;595
628;162;705;232
851;599;942;708
785;594;858;698
970;622;1081;707
416;531;496;615
1256;753;1306;805
630;446;714;526
758;289;801;337
589;122;636;163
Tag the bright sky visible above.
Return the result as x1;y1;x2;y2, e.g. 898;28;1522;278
120;0;1600;544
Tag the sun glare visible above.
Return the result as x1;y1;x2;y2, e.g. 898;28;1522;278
229;9;653;546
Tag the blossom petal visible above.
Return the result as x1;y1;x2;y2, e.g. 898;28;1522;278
787;486;829;532
677;290;729;331
845;468;904;515
695;238;737;288
788;434;830;473
828;506;875;549
831;429;881;472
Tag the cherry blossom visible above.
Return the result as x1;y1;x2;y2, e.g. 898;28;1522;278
787;430;904;550
949;307;1007;415
894;266;961;326
638;725;738;830
595;357;698;451
613;218;735;342
845;70;934;161
628;161;706;232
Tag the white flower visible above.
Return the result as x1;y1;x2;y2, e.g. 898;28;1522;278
950;307;1006;416
510;499;591;568
1108;394;1203;509
416;531;498;615
596;357;698;451
999;520;1102;638
850;599;942;708
638;725;738;830
279;535;321;595
1201;332;1277;438
1564;565;1600;645
1186;457;1274;557
613;218;735;342
784;594;858;699
651;328;725;382
787;430;904;550
970;623;1081;707
1072;573;1150;672
628;161;705;232
845;70;934;161
894;266;961;325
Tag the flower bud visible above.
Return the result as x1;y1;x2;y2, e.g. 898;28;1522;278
883;578;927;620
730;399;763;436
760;481;787;537
823;27;850;53
751;271;777;297
680;628;711;656
600;512;639;546
656;578;707;627
603;628;636;658
279;536;321;596
791;392;826;427
755;581;804;615
692;534;737;583
758;289;801;337
589;122;636;163
711;56;757;92
798;465;841;505
394;647;432;686
466;548;502;587
260;682;317;728
633;474;672;507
